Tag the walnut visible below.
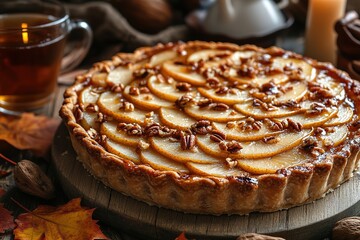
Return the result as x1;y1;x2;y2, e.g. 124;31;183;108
191;120;212;135
14;160;55;200
180;133;196;150
332;216;360;240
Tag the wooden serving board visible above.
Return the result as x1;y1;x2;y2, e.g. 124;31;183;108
51;124;360;240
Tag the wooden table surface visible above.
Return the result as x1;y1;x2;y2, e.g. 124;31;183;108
1;25;352;240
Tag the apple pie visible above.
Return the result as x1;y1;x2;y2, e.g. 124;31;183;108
60;41;360;215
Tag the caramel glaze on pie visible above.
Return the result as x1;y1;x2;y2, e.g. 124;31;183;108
60;41;360;215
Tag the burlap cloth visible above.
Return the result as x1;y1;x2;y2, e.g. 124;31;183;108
66;1;189;47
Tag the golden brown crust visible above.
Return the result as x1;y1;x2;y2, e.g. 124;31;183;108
60;41;360;215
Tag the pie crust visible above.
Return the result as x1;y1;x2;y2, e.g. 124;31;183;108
60;41;360;215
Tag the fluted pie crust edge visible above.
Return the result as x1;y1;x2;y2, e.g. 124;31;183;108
60;41;360;215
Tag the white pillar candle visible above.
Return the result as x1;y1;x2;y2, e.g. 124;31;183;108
304;0;347;64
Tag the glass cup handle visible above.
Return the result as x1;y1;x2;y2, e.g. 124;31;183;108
61;20;93;73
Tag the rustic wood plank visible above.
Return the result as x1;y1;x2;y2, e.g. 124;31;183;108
52;124;360;240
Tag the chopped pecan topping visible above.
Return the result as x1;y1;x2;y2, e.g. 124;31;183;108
226;121;236;129
180;133;196;150
237;117;263;131
210;130;226;142
144;123;161;137
117;122;143;136
85;103;99;113
301;136;317;151
96;112;106;123
119;102;135;112
215;86;229;95
139;87;150;94
225;157;238;168
262;136;279;144
110;83;124;93
281;100;301;109
137;140;150;151
206;78;220;88
264;119;283;131
175;94;193;108
176;82;192;92
87;128;98;139
219;141;228;151
237;65;257;78
308;82;334;98
226;140;243;153
133;68;149;78
306;102;326;115
314;127;326;136
209;103;229;111
286;118;303;131
129;86;140;96
197;98;213;108
257;54;273;65
190;59;205;72
74;105;84;121
253;99;278;111
191;120;212;135
261;81;279;95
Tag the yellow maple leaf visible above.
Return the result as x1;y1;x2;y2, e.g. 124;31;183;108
14;198;107;240
0;113;60;156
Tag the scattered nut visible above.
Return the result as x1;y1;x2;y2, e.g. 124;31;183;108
14;160;55;199
332;216;360;240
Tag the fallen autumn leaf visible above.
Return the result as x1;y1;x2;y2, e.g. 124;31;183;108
0;113;60;156
0;204;15;233
14;198;107;240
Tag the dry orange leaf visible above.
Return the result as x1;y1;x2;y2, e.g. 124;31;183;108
175;232;189;240
0;204;15;233
14;198;107;240
0;113;60;156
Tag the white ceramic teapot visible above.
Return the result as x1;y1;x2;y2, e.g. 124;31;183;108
203;0;288;38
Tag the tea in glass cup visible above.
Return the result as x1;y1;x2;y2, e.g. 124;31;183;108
0;0;92;115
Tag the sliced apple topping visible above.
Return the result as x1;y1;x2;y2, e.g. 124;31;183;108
187;49;231;63
106;66;133;86
186;162;245;177
213;122;282;141
276;107;338;129
229;51;256;65
272;57;316;81
140;149;189;173
79;86;100;106
161;61;206;85
149;50;178;67
123;85;172;110
147;75;195;102
101;122;140;147
184;105;245;122
159;107;196;131
277;81;308;103
198;87;250;104
150;137;220;164
324;104;353;127
196;129;311;159
237;148;311;174
97;91;148;124
320;125;348;147
80;112;98;130
104;139;141;164
252;74;289;86
234;101;303;119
